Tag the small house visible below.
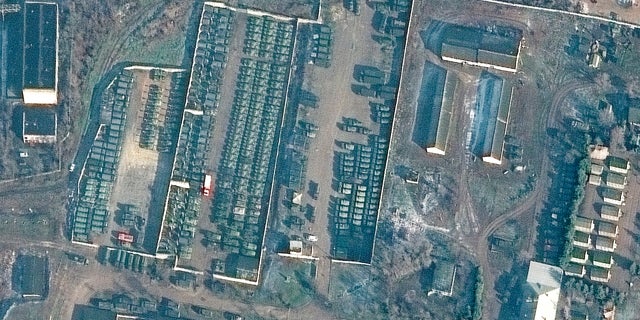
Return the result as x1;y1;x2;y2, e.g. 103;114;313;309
592;251;614;268
605;172;627;190
570;247;589;264
600;204;622;222
607;156;630;174
573;231;591;248
590;266;611;283
595;236;616;252
589;145;609;161
564;263;586;277
602;188;624;206
575;216;594;233
597;221;618;238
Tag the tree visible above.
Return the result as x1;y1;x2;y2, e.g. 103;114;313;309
595;285;607;301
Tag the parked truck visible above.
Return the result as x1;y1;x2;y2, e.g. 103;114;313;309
203;174;213;196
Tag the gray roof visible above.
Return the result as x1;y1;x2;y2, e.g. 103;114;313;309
419;62;457;152
440;25;522;69
23;108;56;136
23;2;58;90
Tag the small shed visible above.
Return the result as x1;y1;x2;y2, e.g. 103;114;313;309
607;156;629;174
590;163;604;176
600;204;622;222
289;240;303;255
595;236;616;252
588;174;602;186
564;263;586;277
590;266;611;283
574;216;594;233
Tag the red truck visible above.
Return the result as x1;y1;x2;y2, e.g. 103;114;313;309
202;174;213;196
117;232;134;244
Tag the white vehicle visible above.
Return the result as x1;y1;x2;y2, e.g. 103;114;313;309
69;164;76;172
305;234;318;242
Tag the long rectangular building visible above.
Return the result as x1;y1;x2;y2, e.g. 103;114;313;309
474;73;513;165
440;25;522;73
22;1;58;105
415;62;457;155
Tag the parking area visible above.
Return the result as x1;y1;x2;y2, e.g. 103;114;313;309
105;68;186;252
156;3;297;284
272;1;407;295
70;66;187;253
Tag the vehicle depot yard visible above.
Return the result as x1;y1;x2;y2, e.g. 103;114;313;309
70;66;187;252
9;0;640;319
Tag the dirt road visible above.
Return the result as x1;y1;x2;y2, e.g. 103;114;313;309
474;80;592;319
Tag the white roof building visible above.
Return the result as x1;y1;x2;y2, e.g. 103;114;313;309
523;261;563;320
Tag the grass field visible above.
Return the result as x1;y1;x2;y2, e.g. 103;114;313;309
119;32;186;67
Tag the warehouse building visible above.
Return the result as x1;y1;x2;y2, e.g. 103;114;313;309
22;107;57;144
417;62;458;155
22;1;59;105
473;73;513;165
440;25;523;73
